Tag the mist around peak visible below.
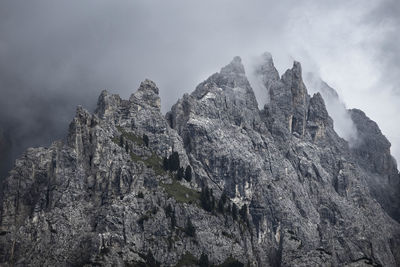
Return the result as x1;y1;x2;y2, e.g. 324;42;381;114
304;73;359;147
246;53;360;148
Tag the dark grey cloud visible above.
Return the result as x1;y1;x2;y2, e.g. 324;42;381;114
0;0;399;178
360;0;400;159
366;0;400;93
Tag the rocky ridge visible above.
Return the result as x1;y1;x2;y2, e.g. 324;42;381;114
0;129;12;180
0;54;399;266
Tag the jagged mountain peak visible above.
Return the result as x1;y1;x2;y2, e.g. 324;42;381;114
168;56;261;134
95;79;162;122
281;61;306;90
252;53;344;144
95;89;121;119
1;53;400;267
349;108;400;221
261;51;273;60
138;78;159;94
304;72;359;146
261;57;311;138
210;56;253;92
130;79;161;109
349;108;395;174
291;61;302;75
181;56;259;114
305;72;339;99
255;52;280;81
220;56;245;75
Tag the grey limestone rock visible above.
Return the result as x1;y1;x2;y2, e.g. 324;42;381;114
0;129;12;180
349;108;400;221
304;73;359;145
0;53;399;267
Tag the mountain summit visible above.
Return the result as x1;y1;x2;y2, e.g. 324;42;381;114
0;54;399;266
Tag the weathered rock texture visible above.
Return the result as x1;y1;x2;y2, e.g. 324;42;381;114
0;54;399;267
304;73;359;145
0;129;12;180
349;109;400;222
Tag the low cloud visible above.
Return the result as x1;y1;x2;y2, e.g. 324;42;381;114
304;73;359;146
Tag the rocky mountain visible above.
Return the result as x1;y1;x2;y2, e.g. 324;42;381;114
0;54;399;266
304;73;358;145
349;109;400;222
0;129;12;181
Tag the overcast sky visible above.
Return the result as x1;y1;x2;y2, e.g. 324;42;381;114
0;0;399;170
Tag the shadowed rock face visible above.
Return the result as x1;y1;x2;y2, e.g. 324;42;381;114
0;130;12;180
349;109;396;177
349;108;400;221
0;54;399;267
304;73;359;146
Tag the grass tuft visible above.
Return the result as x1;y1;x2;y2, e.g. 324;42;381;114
161;180;200;204
116;126;145;146
143;153;165;176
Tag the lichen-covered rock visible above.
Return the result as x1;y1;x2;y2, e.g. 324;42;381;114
0;53;399;267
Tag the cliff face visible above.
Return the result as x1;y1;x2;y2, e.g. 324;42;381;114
0;129;12;180
349;109;400;222
0;55;399;267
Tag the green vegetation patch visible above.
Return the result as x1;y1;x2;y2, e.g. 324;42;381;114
111;136;120;146
161;179;200;204
174;252;198;267
130;152;143;163
116;126;145;146
130;152;166;176
143;153;166;176
113;125;167;176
